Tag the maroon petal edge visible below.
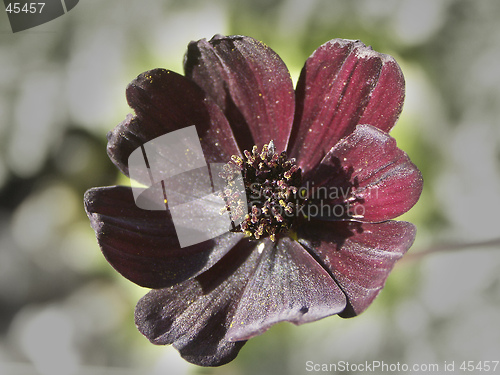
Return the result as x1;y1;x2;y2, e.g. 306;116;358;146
298;220;416;317
108;68;241;179
185;35;295;153
84;186;243;289
135;239;262;366
289;39;405;175
306;124;423;222
226;237;346;341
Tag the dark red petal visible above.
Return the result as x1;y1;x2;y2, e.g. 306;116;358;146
135;240;262;366
297;220;415;317
84;186;243;289
288;39;405;175
108;69;241;178
307;125;423;222
184;35;295;153
226;237;346;341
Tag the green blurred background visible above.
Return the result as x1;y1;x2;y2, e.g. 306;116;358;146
1;0;499;374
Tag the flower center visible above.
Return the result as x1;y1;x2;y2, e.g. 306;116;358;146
219;141;303;241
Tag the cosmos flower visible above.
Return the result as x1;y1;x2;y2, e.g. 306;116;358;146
84;35;423;366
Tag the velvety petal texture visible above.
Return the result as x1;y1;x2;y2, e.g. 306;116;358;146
307;125;423;222
84;186;243;289
227;237;346;341
298;220;416;317
185;35;295;153
135;240;259;366
108;69;241;180
289;39;405;175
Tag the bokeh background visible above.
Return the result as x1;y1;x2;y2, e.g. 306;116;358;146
1;0;500;374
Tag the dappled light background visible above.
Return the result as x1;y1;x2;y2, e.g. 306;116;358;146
1;0;500;374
